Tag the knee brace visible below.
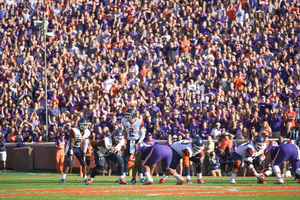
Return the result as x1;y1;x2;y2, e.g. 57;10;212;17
195;162;203;173
116;156;124;168
95;165;104;174
232;160;242;173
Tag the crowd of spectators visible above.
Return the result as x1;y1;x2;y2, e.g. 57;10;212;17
1;0;300;148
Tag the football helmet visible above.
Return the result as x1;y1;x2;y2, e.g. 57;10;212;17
192;136;204;156
112;129;124;145
254;135;265;150
79;118;90;131
125;109;136;121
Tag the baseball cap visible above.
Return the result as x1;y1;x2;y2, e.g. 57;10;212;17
173;135;178;139
60;133;65;136
67;122;72;126
152;101;156;104
147;133;152;136
224;132;230;136
24;124;29;127
216;122;221;126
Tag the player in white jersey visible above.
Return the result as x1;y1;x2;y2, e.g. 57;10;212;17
159;136;206;184
60;118;91;183
122;109;146;183
85;129;128;185
230;135;266;184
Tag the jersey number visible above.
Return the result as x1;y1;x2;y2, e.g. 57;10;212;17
129;128;135;137
74;139;83;146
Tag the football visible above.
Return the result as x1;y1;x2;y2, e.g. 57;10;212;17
257;174;266;184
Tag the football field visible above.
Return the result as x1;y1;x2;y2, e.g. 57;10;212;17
0;171;299;199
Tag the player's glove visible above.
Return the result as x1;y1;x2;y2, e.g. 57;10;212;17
131;178;136;185
257;174;264;180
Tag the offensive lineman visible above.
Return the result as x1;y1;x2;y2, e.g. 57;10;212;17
60;118;91;183
122;109;146;183
230;135;266;184
86;129;128;185
159;136;206;184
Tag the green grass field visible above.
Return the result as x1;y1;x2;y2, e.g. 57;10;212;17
0;171;299;199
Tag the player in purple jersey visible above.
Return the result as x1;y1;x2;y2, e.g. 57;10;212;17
131;144;184;185
264;143;300;184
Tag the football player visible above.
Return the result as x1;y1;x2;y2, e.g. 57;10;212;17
122;109;146;182
60;118;91;183
86;129;128;185
159;136;206;184
131;143;185;185
230;135;266;184
264;143;300;184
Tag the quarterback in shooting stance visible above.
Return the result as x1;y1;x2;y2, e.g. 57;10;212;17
131;143;185;185
263;143;300;184
86;129;128;185
159;136;206;184
230;135;266;184
122;109;146;182
60;118;91;183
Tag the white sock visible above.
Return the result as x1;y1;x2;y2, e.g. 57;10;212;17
62;173;66;179
231;173;237;179
197;173;202;179
120;174;125;179
89;177;94;181
161;173;168;180
281;174;285;178
139;173;143;179
296;168;300;175
123;172;126;177
273;165;282;179
83;175;87;180
145;172;151;180
186;175;191;180
173;172;180;179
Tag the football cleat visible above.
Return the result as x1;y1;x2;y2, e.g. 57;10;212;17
143;178;154;185
115;179;120;183
176;176;185;185
187;179;193;184
139;178;145;183
159;178;165;184
119;178;128;184
130;178;136;185
85;178;93;185
274;179;286;184
59;179;66;183
197;179;205;184
83;178;87;183
230;178;237;184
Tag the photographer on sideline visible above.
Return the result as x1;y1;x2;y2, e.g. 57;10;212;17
209;151;221;177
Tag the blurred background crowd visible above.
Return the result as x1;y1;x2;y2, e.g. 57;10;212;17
0;0;300;157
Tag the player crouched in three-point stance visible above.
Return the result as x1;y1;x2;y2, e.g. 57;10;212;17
230;135;266;184
264;143;300;184
131;143;185;185
159;136;205;184
60;118;91;183
122;109;146;183
86;129;128;185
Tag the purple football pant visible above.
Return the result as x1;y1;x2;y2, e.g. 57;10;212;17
273;144;300;173
142;145;172;172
